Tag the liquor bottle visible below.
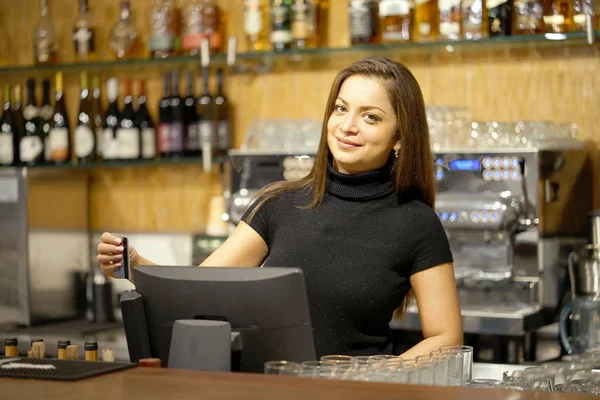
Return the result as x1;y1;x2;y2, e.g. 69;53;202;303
91;75;104;159
148;0;176;58
73;0;97;62
349;0;378;44
13;85;24;140
74;72;96;164
214;68;231;155
116;80;141;160
542;0;573;32
317;0;329;47
39;79;53;163
197;67;215;159
414;0;439;41
158;72;172;157
181;0;205;55
204;0;223;53
291;0;318;49
438;0;462;40
20;80;44;167
170;71;185;158
49;72;71;164
33;0;57;65
102;78;121;161
184;71;200;156
136;80;156;160
244;0;271;51
109;1;138;59
462;0;488;39
378;0;414;43
0;85;20;167
513;0;544;33
271;0;293;51
487;0;512;35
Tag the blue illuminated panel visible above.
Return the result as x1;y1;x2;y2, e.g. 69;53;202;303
448;159;481;171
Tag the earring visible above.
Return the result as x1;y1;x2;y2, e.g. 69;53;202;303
394;148;399;158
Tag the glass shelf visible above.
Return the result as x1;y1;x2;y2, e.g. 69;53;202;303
0;156;223;172
0;31;597;74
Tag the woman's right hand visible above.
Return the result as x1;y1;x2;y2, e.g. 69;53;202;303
96;232;139;278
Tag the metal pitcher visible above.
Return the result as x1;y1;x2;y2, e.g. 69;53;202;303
559;244;600;354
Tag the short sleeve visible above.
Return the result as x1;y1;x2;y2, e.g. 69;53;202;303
241;195;273;245
410;204;454;275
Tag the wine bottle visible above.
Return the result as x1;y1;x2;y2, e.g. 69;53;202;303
158;72;172;158
170;70;185;158
184;71;200;156
116;79;141;160
0;84;20;166
214;68;231;155
102;78;121;161
40;79;53;163
49;72;71;164
137;80;156;160
197;67;215;160
91;75;104;159
20;79;44;166
74;71;96;164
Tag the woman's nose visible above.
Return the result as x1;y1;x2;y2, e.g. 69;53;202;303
340;113;359;135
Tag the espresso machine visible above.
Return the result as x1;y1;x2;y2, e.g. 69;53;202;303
391;143;593;361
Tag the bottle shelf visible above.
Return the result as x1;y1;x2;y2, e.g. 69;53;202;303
1;31;598;75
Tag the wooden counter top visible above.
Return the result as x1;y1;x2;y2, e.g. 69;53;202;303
1;367;593;400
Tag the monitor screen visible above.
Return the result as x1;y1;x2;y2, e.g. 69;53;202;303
129;266;316;373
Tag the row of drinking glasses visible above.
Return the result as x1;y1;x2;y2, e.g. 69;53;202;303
264;345;473;387
242;118;321;152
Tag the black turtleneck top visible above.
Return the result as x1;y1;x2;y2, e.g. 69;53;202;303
241;158;453;358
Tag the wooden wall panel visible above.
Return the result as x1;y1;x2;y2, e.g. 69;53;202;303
0;0;598;233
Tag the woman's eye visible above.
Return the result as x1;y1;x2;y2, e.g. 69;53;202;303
365;113;380;123
334;104;346;112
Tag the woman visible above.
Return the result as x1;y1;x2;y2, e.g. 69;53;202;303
97;56;463;359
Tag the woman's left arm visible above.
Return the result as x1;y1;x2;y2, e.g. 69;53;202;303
399;262;463;359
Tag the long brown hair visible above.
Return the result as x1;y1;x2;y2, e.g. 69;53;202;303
247;56;435;319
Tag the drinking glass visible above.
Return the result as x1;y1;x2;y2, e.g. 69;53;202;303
415;355;434;385
264;360;299;375
430;352;450;386
440;345;473;383
299;360;340;379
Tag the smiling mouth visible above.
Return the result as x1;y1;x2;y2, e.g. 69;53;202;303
336;137;361;147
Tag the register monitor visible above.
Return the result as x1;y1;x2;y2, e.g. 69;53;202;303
120;265;316;373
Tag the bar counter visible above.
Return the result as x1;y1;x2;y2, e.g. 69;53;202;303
1;367;592;400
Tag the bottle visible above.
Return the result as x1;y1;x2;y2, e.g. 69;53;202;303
184;71;200;156
291;0;318;49
542;0;573;32
0;85;20;167
91;75;104;160
317;0;329;47
137;80;156;160
148;0;176;58
102;78;121;161
73;0;97;62
244;0;271;51
214;68;231;155
84;341;98;361
513;0;544;33
33;0;57;65
438;0;462;40
378;0;414;43
198;67;215;159
109;1;138;59
116;80;141;160
181;0;205;55
158;72;172;158
414;0;439;41
462;0;488;39
4;338;18;357
39;79;53;164
20;80;44;167
169;71;185;158
75;72;96;164
57;340;71;360
13;85;24;133
204;0;223;53
49;72;71;164
349;0;378;44
487;0;512;36
271;0;293;51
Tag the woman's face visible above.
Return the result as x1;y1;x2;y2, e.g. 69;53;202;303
326;75;399;175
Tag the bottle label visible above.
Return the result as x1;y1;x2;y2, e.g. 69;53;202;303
116;127;140;159
148;35;174;52
271;5;292;43
419;22;432;36
439;21;461;34
158;123;171;153
244;1;263;36
379;0;411;17
415;0;431;5
382;31;409;41
102;128;120;160
543;14;565;25
199;120;215;146
217;120;231;151
20;136;43;162
291;2;316;39
23;106;38;121
350;1;373;39
74;126;95;158
573;14;586;25
141;127;157;159
439;0;461;11
0;132;14;164
182;34;206;50
73;28;95;56
49;127;69;161
186;123;201;151
169;122;184;152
